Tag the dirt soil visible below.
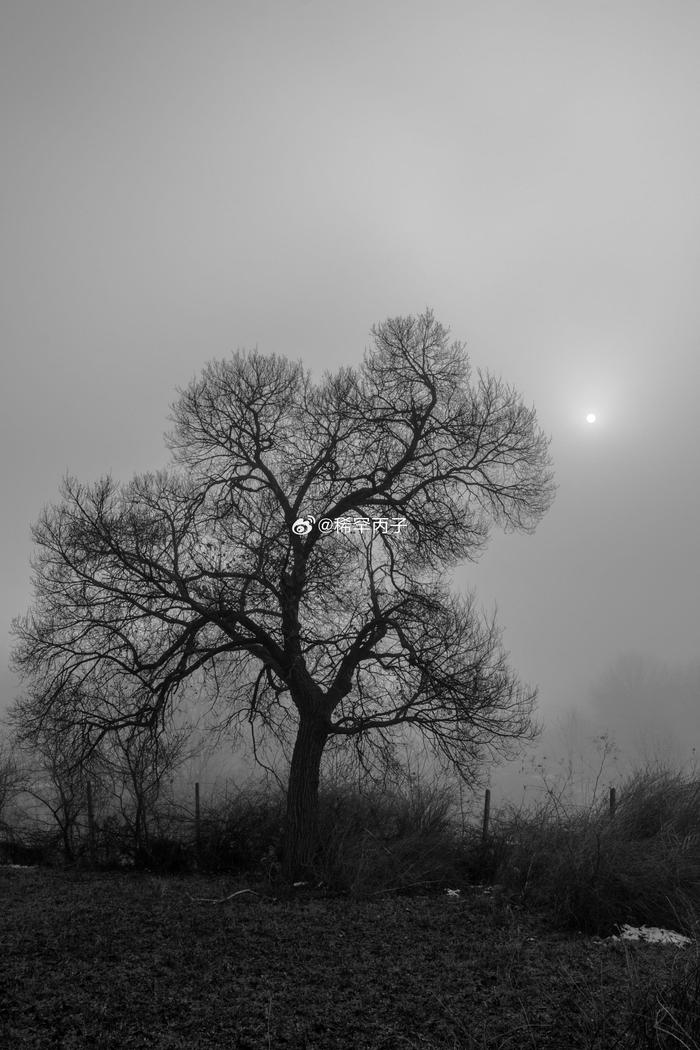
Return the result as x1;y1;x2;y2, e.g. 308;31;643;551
0;867;687;1048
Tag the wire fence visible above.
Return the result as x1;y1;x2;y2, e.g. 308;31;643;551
0;772;621;870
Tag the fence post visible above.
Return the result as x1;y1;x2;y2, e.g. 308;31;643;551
609;786;616;818
482;788;491;844
195;782;201;862
86;781;96;868
458;778;467;841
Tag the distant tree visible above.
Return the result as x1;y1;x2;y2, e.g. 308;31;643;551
11;310;555;879
15;712;105;862
0;740;24;843
102;720;193;864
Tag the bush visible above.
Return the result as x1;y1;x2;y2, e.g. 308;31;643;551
136;835;193;873
190;773;465;893
485;766;700;935
313;777;463;896
0;832;53;866
196;787;286;874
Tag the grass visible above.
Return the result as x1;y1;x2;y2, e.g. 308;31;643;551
0;865;695;1049
3;763;700;1046
485;766;700;937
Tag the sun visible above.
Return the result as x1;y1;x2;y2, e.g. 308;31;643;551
586;412;596;424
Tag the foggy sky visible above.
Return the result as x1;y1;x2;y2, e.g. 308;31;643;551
3;0;700;783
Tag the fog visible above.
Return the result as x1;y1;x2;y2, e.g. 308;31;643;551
2;1;699;806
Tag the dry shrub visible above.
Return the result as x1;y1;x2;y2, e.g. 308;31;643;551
488;766;700;935
196;786;286;874
314;778;462;896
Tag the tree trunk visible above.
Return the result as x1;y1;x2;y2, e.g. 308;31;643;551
282;714;329;882
60;815;75;862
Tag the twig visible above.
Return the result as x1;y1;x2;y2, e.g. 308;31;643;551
189;888;260;904
371;879;443;896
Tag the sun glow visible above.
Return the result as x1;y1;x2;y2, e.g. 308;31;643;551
586;413;596;424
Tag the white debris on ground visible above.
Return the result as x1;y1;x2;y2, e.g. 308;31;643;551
609;924;693;947
440;890;694;947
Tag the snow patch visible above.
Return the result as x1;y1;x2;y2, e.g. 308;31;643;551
609;925;693;947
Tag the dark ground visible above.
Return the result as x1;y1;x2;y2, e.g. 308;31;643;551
0;866;690;1049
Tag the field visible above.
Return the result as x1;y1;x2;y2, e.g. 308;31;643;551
0;866;694;1049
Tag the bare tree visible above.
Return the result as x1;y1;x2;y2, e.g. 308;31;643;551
102;721;193;864
14;714;105;863
11;310;555;878
0;741;24;850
